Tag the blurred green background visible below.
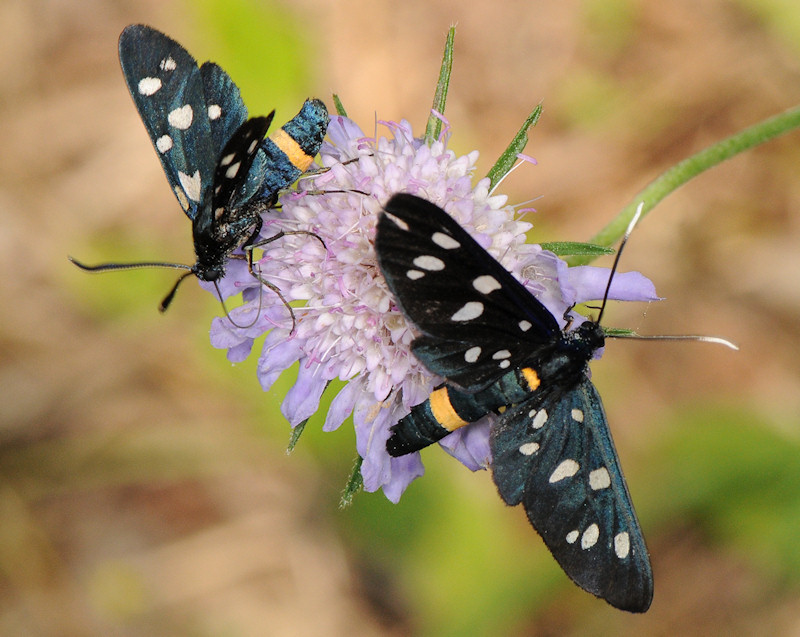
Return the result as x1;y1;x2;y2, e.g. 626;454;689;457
3;0;800;635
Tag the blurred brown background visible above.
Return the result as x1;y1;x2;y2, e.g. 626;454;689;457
2;0;800;635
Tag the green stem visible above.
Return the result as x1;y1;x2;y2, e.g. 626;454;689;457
568;104;800;266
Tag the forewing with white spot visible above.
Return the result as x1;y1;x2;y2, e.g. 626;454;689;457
377;194;561;392
119;25;225;219
490;380;653;612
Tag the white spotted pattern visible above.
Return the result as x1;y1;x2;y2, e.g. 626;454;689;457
532;409;548;429
178;170;202;202
571;408;584;423
566;530;580;544
406;270;425;280
589;467;611;490
208;104;222;120
473;275;501;295
492;350;511;359
464;346;481;363
138;77;162;96
451;301;484;322
519;442;540;456
385;212;409;231
614;532;631;559
156;135;173;153
413;255;445;271
549;459;579;483
168;104;194;130
220;152;235;166
581;523;600;549
173;185;189;212
499;360;510;369
432;232;460;249
518;320;532;332
160;56;177;71
225;162;241;179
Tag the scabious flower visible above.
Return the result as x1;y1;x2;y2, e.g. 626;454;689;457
206;110;658;502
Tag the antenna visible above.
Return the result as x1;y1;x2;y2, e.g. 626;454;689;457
595;202;738;351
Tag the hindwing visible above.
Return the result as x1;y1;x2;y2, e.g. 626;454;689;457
490;380;652;612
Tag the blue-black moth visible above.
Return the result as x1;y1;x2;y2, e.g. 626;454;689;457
71;24;329;311
375;193;653;613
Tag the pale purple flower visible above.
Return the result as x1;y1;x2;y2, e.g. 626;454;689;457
207;114;658;502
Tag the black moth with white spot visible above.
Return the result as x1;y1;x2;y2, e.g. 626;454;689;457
71;25;329;312
375;193;653;613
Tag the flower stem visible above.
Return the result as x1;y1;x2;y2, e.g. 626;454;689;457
568;104;800;266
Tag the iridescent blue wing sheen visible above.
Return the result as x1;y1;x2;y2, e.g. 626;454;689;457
490;380;653;612
118;24;217;220
199;61;248;158
377;193;561;392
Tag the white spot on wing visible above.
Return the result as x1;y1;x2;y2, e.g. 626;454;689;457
581;523;599;549
138;77;162;96
406;270;424;280
464;346;481;363
178;170;202;202
385;212;408;231
220;152;235;167
413;255;445;271
168;104;194;130
225;161;241;179
566;530;580;544
173;185;189;211
532;409;548;429
432;232;460;249
589;467;611;490
208;104;222;120
156;135;173;153
549;459;579;483
571;408;584;422
492;350;511;360
160;56;177;71
519;442;539;456
473;275;501;295
518;320;532;332
451;301;483;322
499;360;510;369
615;532;631;559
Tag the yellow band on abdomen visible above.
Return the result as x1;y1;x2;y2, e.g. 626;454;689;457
269;128;315;171
429;387;469;431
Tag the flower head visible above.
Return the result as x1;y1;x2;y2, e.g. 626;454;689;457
207;113;657;502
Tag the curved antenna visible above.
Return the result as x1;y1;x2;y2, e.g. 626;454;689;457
594;202;738;351
596;202;644;326
69;256;192;274
159;270;195;311
608;332;739;350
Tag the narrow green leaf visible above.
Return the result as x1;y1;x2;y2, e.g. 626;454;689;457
332;93;347;117
602;326;637;337
486;104;543;190
286;418;308;453
539;241;615;257
339;456;364;508
425;26;456;142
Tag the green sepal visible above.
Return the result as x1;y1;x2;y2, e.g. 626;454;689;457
539;241;616;257
286;418;308;453
425;26;455;143
339;456;364;508
486;104;542;190
332;93;347;117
